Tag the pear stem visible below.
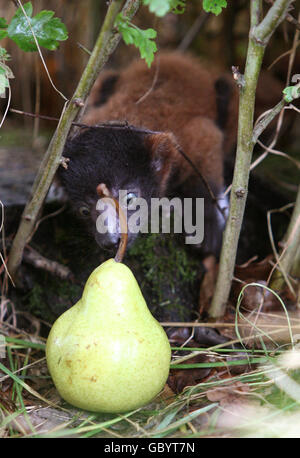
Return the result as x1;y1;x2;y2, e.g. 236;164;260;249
96;184;128;263
113;198;128;263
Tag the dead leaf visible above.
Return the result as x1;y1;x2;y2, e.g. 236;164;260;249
155;383;177;405
206;381;250;406
168;343;212;393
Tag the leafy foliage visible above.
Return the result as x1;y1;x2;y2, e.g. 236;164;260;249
203;0;227;15
117;0;188;65
0;1;67;97
0;18;7;28
0;48;13;98
283;84;300;103
143;0;186;17
115;13;157;67
0;66;10;98
0;47;10;60
0;17;8;40
1;1;67;52
127;0;228;66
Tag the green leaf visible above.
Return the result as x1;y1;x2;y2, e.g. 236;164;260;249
137;29;157;67
0;62;14;79
0;62;14;98
7;1;68;52
283;85;300;103
283;87;294;103
0;47;10;61
0;30;8;40
143;0;185;16
0;17;8;29
115;14;157;67
0;74;8;97
203;0;227;16
170;0;186;14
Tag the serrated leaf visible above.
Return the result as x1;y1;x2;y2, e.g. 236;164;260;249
141;28;157;40
0;17;8;29
7;1;68;52
203;0;227;16
138;30;157;67
115;14;157;67
17;1;33;19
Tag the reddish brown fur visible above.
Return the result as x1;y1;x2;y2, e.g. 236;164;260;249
83;52;238;190
145;132;178;195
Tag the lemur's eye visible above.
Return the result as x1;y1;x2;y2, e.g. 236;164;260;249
126;192;138;207
79;206;90;217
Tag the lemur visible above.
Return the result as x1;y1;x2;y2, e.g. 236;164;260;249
58;52;238;257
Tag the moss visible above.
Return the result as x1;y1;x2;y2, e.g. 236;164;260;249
127;232;200;321
25;272;82;323
26;283;45;316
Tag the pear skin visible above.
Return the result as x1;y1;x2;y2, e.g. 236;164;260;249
46;259;171;413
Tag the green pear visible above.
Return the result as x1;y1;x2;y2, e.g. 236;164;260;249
46;258;171;413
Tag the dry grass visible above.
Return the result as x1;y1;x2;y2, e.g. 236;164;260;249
1;306;300;438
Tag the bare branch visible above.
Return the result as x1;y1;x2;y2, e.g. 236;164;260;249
209;0;295;318
23;246;74;281
252;99;285;143
255;0;293;43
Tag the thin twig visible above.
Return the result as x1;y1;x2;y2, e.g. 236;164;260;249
77;42;92;56
266;203;297;295
252;99;286;144
28;205;67;243
267;40;300;70
286;12;300;30
23;246;74;280
177;11;209;52
256;138;300;168
0;201;15;288
135;55;160;105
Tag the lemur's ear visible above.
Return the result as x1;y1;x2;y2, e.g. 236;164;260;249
145;132;179;195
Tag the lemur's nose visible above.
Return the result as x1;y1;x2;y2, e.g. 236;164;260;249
95;232;120;252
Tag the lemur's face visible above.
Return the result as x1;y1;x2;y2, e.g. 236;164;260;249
74;177;155;253
58;127;175;253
